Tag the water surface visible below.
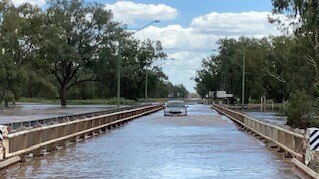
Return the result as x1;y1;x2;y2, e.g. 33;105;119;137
3;105;298;178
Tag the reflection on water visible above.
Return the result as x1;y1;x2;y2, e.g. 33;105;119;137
3;105;298;178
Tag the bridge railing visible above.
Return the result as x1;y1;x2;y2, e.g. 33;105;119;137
4;105;149;133
212;104;305;160
1;105;163;159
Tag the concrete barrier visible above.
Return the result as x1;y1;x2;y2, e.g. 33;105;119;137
1;105;163;161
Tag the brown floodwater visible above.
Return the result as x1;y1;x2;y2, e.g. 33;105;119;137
2;104;298;178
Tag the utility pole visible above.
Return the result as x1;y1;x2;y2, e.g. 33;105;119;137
145;66;148;102
242;51;246;109
116;20;160;107
212;49;246;108
117;39;122;107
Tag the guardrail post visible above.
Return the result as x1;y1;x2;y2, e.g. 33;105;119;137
294;136;304;154
69;123;77;142
278;131;286;152
78;121;85;140
46;128;56;152
265;126;272;139
56;126;66;147
286;134;294;150
269;128;279;148
260;124;266;136
32;130;42;156
100;117;107;132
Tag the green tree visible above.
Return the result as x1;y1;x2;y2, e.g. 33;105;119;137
40;0;124;106
286;91;312;128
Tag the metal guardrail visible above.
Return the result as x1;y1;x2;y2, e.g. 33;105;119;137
212;104;305;160
1;104;163;160
3;105;148;133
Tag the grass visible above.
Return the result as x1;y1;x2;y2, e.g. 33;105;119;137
18;97;181;106
18;97;138;105
18;97;59;104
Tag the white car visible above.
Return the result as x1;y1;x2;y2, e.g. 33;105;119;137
164;100;187;116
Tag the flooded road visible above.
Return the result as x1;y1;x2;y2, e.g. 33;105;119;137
0;103;116;124
243;110;287;127
3;105;298;178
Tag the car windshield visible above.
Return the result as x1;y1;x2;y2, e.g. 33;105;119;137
166;101;185;107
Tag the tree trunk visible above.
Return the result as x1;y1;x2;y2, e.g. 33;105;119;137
60;87;67;106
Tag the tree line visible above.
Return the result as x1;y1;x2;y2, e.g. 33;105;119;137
194;0;319;127
0;0;188;106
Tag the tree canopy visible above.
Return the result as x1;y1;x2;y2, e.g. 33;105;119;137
194;0;319;127
0;0;188;106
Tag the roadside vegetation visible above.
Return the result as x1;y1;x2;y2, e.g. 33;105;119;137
0;0;188;106
194;1;319;128
18;97;138;105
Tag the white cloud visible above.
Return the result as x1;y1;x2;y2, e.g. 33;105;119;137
191;11;281;36
135;25;220;52
156;51;208;92
104;1;178;25
11;0;45;6
134;11;282;92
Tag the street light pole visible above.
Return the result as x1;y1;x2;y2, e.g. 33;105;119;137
242;51;245;109
117;39;122;107
215;49;246;108
145;66;148;102
116;20;160;107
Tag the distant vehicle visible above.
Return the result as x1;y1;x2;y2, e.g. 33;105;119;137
164;100;187;116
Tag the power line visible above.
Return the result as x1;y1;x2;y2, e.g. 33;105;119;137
163;47;216;53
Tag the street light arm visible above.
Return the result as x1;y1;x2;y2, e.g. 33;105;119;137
212;49;243;68
117;20;160;107
132;20;160;34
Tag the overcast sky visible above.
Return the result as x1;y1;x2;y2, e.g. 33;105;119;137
13;0;282;93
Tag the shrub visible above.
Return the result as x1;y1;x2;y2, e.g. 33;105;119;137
286;91;312;128
4;90;15;107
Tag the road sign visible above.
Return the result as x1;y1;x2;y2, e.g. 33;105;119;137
309;128;319;151
216;91;226;98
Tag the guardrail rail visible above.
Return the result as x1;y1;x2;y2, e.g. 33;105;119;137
212;104;319;179
212;104;305;159
0;104;163;161
3;105;149;133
